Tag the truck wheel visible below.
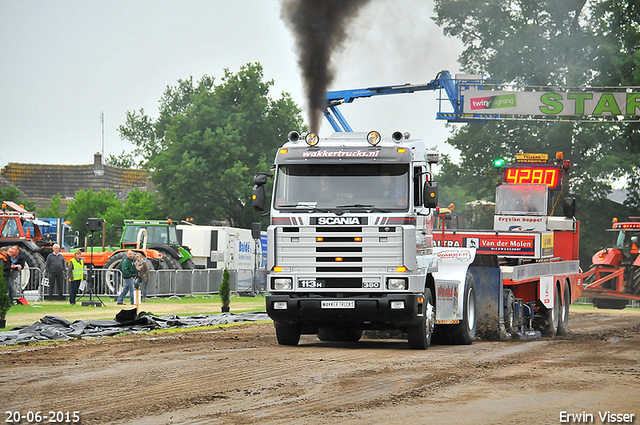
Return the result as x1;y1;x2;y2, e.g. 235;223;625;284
274;322;301;346
557;283;570;336
504;289;516;334
103;252;127;294
407;288;435;350
19;249;46;291
451;272;476;345
630;266;640;295
161;254;181;270
181;259;195;270
592;298;628;310
543;284;561;336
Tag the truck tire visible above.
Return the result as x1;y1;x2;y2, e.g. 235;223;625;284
557;283;570;336
543;283;561;336
180;258;195;270
274;322;301;346
451;272;477;345
503;289;516;334
19;249;46;291
161;254;181;270
407;288;435;350
630;266;640;295
103;252;127;294
592;298;628;310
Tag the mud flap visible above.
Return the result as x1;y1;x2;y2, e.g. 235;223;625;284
468;254;503;339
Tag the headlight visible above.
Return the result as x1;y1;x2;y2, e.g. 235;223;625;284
387;278;407;290
390;301;405;309
305;132;319;146
273;278;293;290
273;301;288;310
367;130;381;146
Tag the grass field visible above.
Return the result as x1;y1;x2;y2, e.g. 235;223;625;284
1;294;268;330
2;296;637;333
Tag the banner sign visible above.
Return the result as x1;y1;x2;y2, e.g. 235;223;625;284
464;89;640;117
433;230;554;258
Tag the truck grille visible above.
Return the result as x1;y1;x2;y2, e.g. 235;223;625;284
274;225;403;285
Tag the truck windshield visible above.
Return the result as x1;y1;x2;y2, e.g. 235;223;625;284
274;164;409;211
495;184;547;216
122;225;179;245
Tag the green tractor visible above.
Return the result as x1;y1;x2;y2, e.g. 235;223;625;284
118;220;194;270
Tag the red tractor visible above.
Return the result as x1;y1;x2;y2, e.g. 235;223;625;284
0;201;49;291
583;217;640;309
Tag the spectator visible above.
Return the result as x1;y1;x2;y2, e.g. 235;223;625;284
0;247;12;304
45;244;67;301
67;251;85;305
117;251;137;305
9;245;26;303
135;253;151;301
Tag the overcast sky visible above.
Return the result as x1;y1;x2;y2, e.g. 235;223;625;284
0;0;464;169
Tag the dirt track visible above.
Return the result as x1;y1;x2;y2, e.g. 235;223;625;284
1;308;639;425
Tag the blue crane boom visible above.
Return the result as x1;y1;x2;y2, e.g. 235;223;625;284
324;70;497;131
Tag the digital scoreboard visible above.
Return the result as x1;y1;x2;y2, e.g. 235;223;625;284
503;165;562;190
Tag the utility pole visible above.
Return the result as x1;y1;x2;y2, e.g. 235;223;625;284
100;111;105;158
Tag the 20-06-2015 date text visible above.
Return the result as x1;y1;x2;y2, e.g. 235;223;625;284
5;411;80;423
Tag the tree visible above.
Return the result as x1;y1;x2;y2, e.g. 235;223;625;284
103;188;164;243
105;151;137;168
118;63;305;228
220;268;231;312
0;187;35;212
433;0;640;263
64;189;121;246
65;188;163;246
38;194;64;218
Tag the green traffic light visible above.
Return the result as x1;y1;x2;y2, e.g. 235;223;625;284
494;158;505;168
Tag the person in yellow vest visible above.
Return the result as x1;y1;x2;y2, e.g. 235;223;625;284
67;251;85;305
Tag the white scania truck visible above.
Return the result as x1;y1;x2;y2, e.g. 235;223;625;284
253;130;477;349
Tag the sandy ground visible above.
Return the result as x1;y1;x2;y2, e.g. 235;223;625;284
1;307;639;425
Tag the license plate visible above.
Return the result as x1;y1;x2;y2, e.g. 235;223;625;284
321;300;355;309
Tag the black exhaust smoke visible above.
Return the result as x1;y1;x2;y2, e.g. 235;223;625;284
281;0;370;132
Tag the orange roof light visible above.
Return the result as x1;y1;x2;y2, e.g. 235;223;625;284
556;151;563;160
167;219;172;224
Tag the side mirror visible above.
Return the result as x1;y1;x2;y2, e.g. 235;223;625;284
253;173;269;186
563;197;575;218
423;181;438;209
252;185;265;212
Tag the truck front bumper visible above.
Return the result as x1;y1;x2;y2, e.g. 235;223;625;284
266;293;423;330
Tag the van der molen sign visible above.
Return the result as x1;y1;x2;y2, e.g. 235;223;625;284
464;89;640;117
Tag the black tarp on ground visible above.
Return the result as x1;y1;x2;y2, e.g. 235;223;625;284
0;310;271;347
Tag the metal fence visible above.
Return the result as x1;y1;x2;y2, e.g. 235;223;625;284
14;266;265;302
